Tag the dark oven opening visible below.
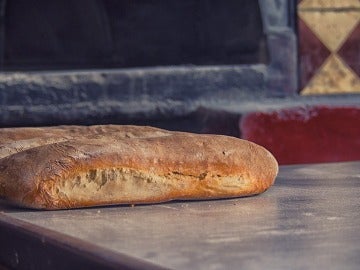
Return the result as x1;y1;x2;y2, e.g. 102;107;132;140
3;0;268;70
0;0;297;130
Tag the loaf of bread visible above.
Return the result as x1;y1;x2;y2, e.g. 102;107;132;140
0;125;278;209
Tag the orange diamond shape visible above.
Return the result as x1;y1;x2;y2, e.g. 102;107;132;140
299;9;360;51
301;54;360;95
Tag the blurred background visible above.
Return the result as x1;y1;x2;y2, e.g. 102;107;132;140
0;0;359;165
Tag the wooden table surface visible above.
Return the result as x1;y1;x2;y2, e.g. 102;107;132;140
1;161;360;270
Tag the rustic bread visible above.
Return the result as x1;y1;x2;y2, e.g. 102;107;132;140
0;125;278;209
0;125;171;159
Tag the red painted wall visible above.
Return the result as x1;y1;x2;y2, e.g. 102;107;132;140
240;106;360;165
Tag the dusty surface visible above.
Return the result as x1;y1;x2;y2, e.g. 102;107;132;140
0;161;359;269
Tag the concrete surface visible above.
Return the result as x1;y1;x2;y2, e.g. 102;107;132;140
1;161;359;269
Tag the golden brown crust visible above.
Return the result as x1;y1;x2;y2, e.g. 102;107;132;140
0;125;278;210
0;125;171;159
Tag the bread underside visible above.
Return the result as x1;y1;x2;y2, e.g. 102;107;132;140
0;125;278;209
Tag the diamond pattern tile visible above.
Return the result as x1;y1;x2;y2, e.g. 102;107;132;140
298;0;360;95
338;22;360;77
298;18;331;89
301;54;360;95
298;9;360;51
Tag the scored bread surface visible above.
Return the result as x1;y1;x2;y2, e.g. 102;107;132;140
0;125;171;159
0;125;278;209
